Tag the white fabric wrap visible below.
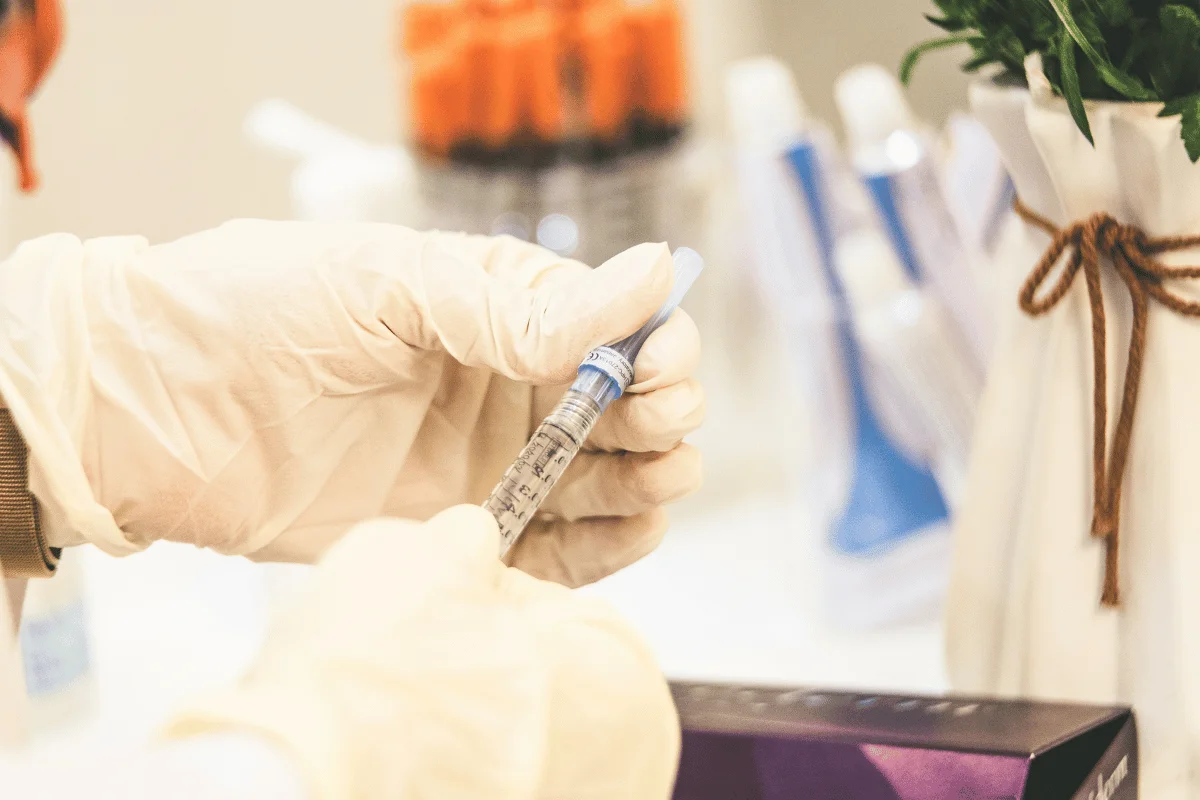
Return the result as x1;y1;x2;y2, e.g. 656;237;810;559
951;60;1200;796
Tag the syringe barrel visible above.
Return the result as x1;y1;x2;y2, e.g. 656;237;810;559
485;245;704;556
488;390;603;557
570;246;705;411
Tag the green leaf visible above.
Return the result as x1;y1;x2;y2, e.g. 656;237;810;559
1033;13;1063;44
1159;94;1196;118
991;25;1028;66
899;34;974;85
961;52;996;73
1094;0;1133;27
1151;5;1200;98
1058;32;1095;143
1156;93;1200;161
1118;25;1153;74
925;13;968;32
1046;0;1156;100
897;0;1200;158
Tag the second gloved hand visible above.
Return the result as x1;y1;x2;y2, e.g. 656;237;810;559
0;223;704;585
164;506;682;799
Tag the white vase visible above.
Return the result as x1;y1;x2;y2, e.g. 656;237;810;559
950;58;1200;798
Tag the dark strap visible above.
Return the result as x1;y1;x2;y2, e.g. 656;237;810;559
0;408;56;578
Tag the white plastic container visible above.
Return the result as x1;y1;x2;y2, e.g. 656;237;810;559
0;577;29;747
835;64;993;375
835;228;982;506
18;552;94;732
244;99;421;226
725;57;953;629
724;57;850;519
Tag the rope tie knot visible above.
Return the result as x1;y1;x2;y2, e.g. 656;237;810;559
1016;201;1200;607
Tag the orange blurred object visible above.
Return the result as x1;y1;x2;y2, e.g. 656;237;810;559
410;37;471;157
465;0;536;17
468;16;521;150
511;8;564;144
401;0;687;156
578;2;632;143
627;0;687;127
550;0;618;65
402;2;464;55
0;0;64;192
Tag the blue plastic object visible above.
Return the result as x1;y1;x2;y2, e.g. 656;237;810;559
863;173;925;283
571;247;704;411
787;142;948;555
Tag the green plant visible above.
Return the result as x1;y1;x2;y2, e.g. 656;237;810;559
901;0;1200;161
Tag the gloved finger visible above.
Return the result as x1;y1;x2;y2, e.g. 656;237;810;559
541;444;702;521
587;378;706;453
428;230;592;287
505;508;670;588
409;240;675;385
530;310;703;451
627;309;702;393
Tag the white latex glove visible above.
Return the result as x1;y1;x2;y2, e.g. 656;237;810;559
0;224;703;585
164;506;682;800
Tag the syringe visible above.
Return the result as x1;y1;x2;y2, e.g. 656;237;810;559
485;247;705;557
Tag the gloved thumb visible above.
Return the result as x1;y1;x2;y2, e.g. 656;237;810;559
416;240;676;384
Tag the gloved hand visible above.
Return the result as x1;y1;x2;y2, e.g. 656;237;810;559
0;223;703;586
164;507;682;800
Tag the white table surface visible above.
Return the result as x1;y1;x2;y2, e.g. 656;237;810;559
23;493;947;758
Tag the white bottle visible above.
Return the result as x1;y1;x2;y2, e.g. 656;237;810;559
724;56;850;520
244;99;422;226
0;578;29;747
727;58;956;629
18;551;95;732
835;228;983;505
835;64;993;376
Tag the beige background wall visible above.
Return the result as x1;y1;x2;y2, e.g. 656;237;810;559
767;0;971;132
7;0;969;246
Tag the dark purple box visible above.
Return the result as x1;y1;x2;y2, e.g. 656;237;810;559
671;682;1136;800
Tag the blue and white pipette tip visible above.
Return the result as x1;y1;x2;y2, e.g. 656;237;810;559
485;247;705;556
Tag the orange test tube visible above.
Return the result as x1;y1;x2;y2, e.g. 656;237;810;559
466;0;536;17
410;39;471;157
626;0;688;126
464;16;521;152
578;2;633;143
402;1;464;55
511;9;564;144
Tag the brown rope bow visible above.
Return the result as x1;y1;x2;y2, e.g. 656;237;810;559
1015;200;1200;607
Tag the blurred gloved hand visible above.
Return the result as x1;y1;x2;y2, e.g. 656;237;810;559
165;506;682;800
0;223;703;585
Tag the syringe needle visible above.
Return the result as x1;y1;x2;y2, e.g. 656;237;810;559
484;247;705;557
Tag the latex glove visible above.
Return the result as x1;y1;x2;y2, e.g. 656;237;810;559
0;224;703;585
164;506;682;800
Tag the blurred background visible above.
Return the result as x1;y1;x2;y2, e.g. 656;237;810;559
6;0;1015;763
6;0;968;243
